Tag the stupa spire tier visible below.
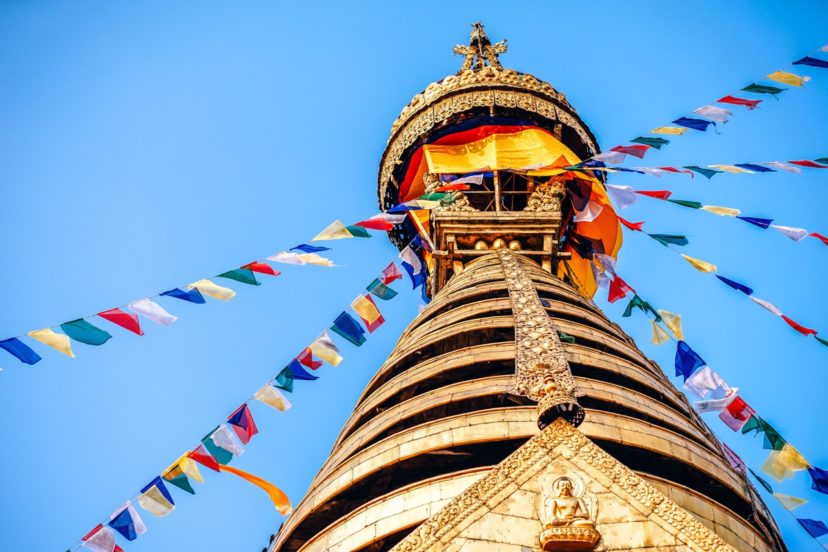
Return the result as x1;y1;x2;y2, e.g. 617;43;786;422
453;21;508;72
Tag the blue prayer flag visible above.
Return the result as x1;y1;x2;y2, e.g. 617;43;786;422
60;319;112;346
108;504;141;541
0;337;41;365
716;275;753;295
673;117;714;132
287;359;318;380
331;312;367;346
675;341;705;381
290;244;330;253
808;466;828;495
797;518;828;539
793;56;828;69
737;216;773;229
735;163;775;173
161;288;206;304
400;246;426;289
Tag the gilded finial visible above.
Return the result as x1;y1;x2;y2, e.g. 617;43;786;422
453;21;508;73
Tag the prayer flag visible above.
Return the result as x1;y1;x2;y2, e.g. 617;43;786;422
355;213;406;231
793;56;828;69
217;268;260;286
651;320;670;345
254;383;292;411
227;404;258;444
290;244;330;253
722;443;746;473
675;340;705;380
161;287;206;304
28;328;74;357
651;126;687;135
681;254;716;273
109;502;147;541
796;519;828;539
138;477;175;516
201;428;233;465
381;262;403;284
742;416;786;450
310;331;344;365
738;216;773;229
189;444;221;471
400;246;426;288
211;424;244;457
188;279;236;301
611;144;650;159
242;262;280;276
741;83;786;95
98;308;144;336
683;166;722;179
622;295;661;321
701;205;741;217
694;105;732;123
684;366;731;399
634;167;668;177
0;337;41;365
762;444;809;482
446;172;486;186
591;264;610;289
716;275;753;295
735;163;775;172
749;296;781;316
163;455;201;494
218;465;292;515
331;312;367;346
657;310;683;339
607;274;633;303
717;95;761;110
367;278;398;300
592;151;626;164
573;200;603;223
668;199;703;209
810;232;828;246
649;234;688;247
297;348;322;370
750;469;774;493
696;392;738;413
298;253;336;267
672;117;714;132
164;472;194;495
61;319;112;346
808;466;828;495
312;220;353;241
718;396;755;431
762;161;801;173
767;70;810;87
789;160;828;168
345;225;371;238
631;137;670;149
709;164;753;174
771;224;809;241
773;493;807;511
606;185;638;209
129;299;177;326
635;189;671;200
286;359;318;380
781;315;816;336
81;525;122;552
618;217;643;231
434;183;470;192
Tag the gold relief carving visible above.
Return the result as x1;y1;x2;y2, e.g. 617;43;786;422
498;249;584;428
524;176;566;212
539;475;600;551
390;419;736;552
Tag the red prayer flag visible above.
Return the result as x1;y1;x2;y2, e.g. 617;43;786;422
434;183;471;192
98;308;143;336
608;275;633;303
635;190;672;200
718;396;755;431
611;144;651;159
618;217;644;231
809;232;828;246
366;315;385;333
227;404;259;445
789;160;828;168
189;445;220;471
355;219;394;231
781;315;817;335
297;348;323;370
242;262;280;276
659;166;694;177
717;95;762;110
381;262;403;284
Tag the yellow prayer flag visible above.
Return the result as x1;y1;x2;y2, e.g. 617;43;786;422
164;454;204;483
298;253;335;267
28;328;74;357
701;205;741;217
650;320;670;345
761;444;809;482
219;464;292;515
138;485;175;516
254;384;292;411
657;310;684;339
708;164;753;174
681;254;717;273
351;295;382;325
309;338;343;367
188;279;236;301
767;70;810;87
651;126;687;135
773;493;807;511
415;200;441;209
312;220;353;241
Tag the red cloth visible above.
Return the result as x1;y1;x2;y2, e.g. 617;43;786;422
366;315;385;333
659;166;694;177
809;232;828;246
297;348;322;369
789;160;828;168
781;315;817;335
608;275;633;303
355;219;394;231
434;183;471;192
618;217;644;231
719;396;755;431
717;95;762;110
635;190;672;200
381;262;403;284
189;445;220;471
98;308;143;336
611;144;650;159
243;262;280;276
227;404;259;445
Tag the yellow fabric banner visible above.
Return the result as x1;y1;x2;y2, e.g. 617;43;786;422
761;443;809;482
651;320;670;345
351;295;382;325
709;164;754;174
254;384;293;411
767;70;810;87
298;253;335;267
312;220;353;241
219;465;292;515
773;493;807;511
681;254;717;273
657;310;684;339
309;332;343;367
28;328;74;357
423;128;581;173
164;454;203;483
651;126;688;135
188;279;236;301
701;205;741;217
138;485;175;516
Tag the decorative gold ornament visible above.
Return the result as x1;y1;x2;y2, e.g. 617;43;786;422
508;239;521;251
423;172;476;212
474;240;489;250
492;238;507;250
539;476;600;551
498;249;583;428
525;177;566;212
452;22;508;72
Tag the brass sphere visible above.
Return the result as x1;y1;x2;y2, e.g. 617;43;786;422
474;240;489;250
508;240;522;251
492;238;507;249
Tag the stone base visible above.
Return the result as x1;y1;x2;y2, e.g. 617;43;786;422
539;525;600;551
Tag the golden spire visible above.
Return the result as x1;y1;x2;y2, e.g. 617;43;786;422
453;21;508;72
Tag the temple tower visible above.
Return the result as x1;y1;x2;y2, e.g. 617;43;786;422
271;23;784;552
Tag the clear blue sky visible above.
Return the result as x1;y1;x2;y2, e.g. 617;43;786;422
1;2;827;550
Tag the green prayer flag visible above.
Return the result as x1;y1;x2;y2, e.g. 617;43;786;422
557;331;576;344
367;278;398;300
164;473;195;495
217;268;260;286
742;83;786;95
683;166;722;180
742;416;787;450
274;367;294;393
622;295;662;322
749;468;774;494
648;234;689;247
202;429;233;465
815;335;828;348
419;192;451;201
631;136;670;149
668;199;703;209
815;158;828;165
60;319;112;346
742;415;762;435
346;225;371;238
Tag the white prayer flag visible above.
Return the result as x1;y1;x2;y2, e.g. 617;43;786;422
694;105;733;123
129;299;177;326
695;389;738;413
771;224;809;242
684;366;731;399
749;296;783;316
762;161;802;174
211;424;244;456
254;384;292;412
573;201;604;223
81;525;119;552
606;185;638;209
593;151;626;164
